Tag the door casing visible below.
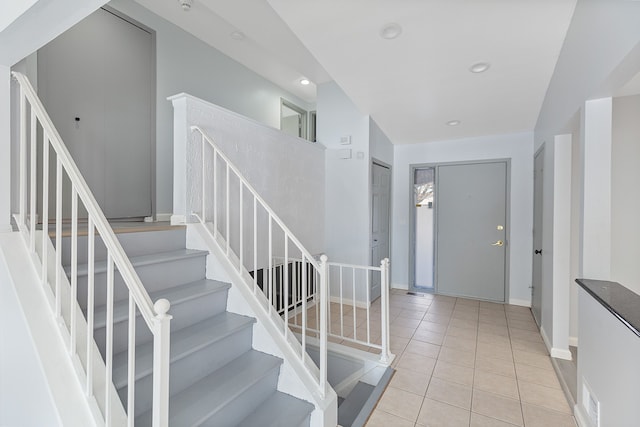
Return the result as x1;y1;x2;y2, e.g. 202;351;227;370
532;146;544;326
370;159;392;302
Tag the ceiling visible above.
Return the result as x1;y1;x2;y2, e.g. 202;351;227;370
136;0;578;144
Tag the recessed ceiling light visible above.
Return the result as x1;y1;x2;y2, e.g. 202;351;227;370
178;0;192;11
447;120;461;126
380;23;402;40
300;78;310;86
469;62;490;73
230;31;246;41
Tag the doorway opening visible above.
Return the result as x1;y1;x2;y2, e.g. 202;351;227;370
280;99;307;140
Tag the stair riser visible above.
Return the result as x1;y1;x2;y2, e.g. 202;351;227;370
122;326;254;417
94;289;230;356
58;229;187;264
74;255;206;309
200;368;281;427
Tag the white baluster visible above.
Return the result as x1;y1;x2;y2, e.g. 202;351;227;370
41;136;49;286
29;109;36;252
319;255;329;398
105;254;114;425
127;293;136;427
86;219;95;396
55;159;62;318
380;258;391;364
152;298;171;427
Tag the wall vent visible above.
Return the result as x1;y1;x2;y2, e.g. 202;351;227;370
582;380;600;427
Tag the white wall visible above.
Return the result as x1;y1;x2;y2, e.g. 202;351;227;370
534;1;640;352
369;119;393;166
317;82;370;266
392;132;534;305
576;287;640;427
535;1;640;142
172;94;325;262
0;0;108;67
611;94;640;294
0;65;10;232
0;239;61;427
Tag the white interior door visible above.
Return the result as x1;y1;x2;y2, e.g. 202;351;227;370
371;162;391;302
38;8;153;219
532;149;544;325
436;161;508;302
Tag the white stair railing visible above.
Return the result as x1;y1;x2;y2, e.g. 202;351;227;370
190;125;394;401
12;71;171;427
274;256;392;364
190;125;329;398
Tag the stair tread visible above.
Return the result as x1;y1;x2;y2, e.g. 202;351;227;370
135;350;283;426
94;278;230;328
112;312;255;389
237;391;314;427
65;248;207;276
338;382;375;427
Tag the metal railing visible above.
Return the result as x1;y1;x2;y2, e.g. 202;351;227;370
12;71;170;426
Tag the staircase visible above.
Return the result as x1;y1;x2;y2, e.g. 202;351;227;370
60;226;314;426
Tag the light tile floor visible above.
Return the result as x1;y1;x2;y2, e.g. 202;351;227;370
364;289;577;427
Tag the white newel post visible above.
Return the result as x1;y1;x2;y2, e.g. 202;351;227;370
152;298;172;427
319;254;329;399
380;258;391;364
169;94;190;225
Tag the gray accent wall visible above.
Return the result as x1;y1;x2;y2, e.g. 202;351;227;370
99;0;315;216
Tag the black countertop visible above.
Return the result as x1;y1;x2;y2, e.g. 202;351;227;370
576;278;640;338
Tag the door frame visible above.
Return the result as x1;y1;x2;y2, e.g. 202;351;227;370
531;145;545;326
409;159;512;301
370;158;392;285
103;6;157;220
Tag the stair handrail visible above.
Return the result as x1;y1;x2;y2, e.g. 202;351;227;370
190;125;329;398
12;71;171;427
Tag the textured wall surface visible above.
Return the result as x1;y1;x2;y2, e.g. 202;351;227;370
173;94;325;267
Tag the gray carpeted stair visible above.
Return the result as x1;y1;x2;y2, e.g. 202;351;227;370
59;227;313;426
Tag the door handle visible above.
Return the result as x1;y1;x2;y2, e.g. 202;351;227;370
491;240;504;247
535;249;542;255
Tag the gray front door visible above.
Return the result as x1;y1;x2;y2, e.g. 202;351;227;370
38;8;153;219
532;149;544;325
436;161;508;302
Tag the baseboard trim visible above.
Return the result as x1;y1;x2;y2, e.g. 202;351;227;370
156;213;172;222
391;282;408;290
170;214;186;225
574;403;589;427
329;295;370;309
508;298;531;307
541;327;573;360
569;336;578;347
551;347;573;360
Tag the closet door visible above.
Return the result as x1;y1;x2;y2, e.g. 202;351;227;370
38;8;153;219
